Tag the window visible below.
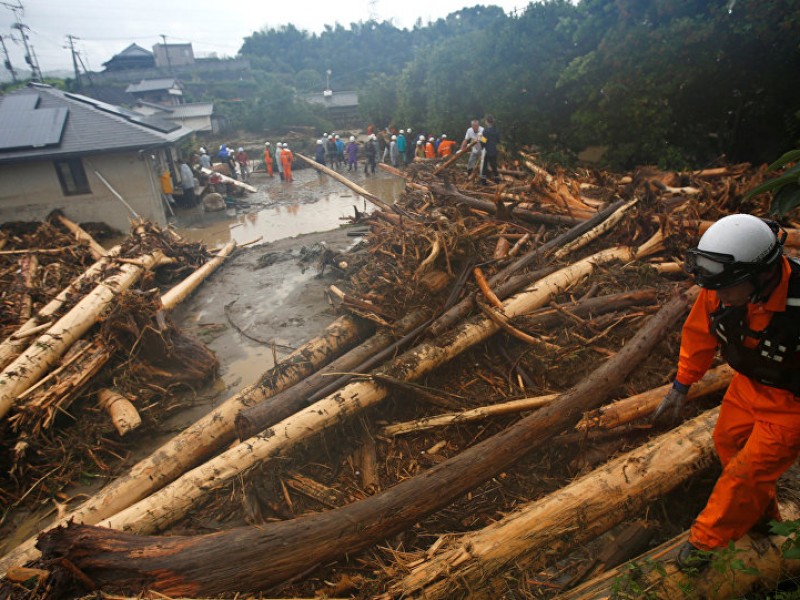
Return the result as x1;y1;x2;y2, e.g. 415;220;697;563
54;158;91;196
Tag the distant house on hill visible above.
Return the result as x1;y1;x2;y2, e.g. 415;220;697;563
301;89;359;125
153;43;195;69
133;100;223;133
0;83;193;232
102;43;155;72
126;78;185;107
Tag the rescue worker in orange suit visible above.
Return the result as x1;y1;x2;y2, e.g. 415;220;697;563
425;137;436;159
653;214;800;570
438;135;455;157
280;143;294;182
263;142;274;177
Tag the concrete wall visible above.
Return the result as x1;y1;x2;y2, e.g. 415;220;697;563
0;152;167;233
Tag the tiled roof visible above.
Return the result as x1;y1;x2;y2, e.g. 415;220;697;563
125;78;182;94
0;83;192;163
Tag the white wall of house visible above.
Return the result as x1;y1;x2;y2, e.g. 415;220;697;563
0;151;167;233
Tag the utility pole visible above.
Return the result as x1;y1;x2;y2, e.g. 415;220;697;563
160;34;173;76
65;34;81;89
0;34;17;82
12;21;42;81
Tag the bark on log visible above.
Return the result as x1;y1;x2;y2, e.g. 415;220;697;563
0;251;163;421
0;246;122;372
392;407;719;599
97;388;141;436
35;256;689;596
576;364;733;431
296;154;394;213
0;315;370;577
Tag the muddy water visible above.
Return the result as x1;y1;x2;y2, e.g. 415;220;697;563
173;168;405;247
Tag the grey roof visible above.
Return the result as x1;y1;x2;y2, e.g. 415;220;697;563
302;90;359;108
117;43;153;58
125;78;183;94
0;83;193;164
169;103;214;118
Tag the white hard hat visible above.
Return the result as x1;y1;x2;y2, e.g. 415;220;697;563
417;140;422;145
200;148;207;154
237;147;244;152
317;139;323;144
265;142;271;146
399;129;405;134
283;143;289;148
419;135;425;141
391;135;397;140
349;136;355;142
686;214;783;290
370;134;377;140
335;134;340;139
407;127;412;132
429;137;434;142
323;132;328;137
442;134;447;138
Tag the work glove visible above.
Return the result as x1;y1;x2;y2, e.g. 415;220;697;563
651;381;690;425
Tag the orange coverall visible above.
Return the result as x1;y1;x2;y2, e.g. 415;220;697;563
264;150;273;177
281;149;294;182
676;257;800;550
438;140;455;157
425;142;435;159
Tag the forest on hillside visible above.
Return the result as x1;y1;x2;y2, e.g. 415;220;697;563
233;0;800;170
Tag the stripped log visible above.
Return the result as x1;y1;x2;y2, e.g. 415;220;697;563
36;281;692;596
199;167;257;192
161;241;236;310
296;153;394;213
576;364;733;431
562;486;800;599
54;213;107;260
0;313;370;578
97;388;141;436
0;250;163;420
0;245;122;372
392;407;718;599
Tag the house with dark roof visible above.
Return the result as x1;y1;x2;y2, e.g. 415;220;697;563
102;43;155;72
125;78;185;107
0;83;193;232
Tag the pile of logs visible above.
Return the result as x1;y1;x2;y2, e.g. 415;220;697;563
1;152;799;600
0;216;231;536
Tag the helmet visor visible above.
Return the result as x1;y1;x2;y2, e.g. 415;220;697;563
684;247;772;289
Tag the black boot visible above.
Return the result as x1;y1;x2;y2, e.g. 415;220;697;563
676;541;712;572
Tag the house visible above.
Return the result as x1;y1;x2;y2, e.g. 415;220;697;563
133;100;223;133
301;89;360;126
0;83;193;233
125;78;185;107
102;43;155;72
153;43;195;69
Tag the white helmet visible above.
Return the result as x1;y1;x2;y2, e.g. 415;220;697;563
391;135;397;140
323;132;328;137
399;129;405;134
317;139;323;144
416;140;422;145
349;136;355;142
265;142;271;146
370;134;377;140
419;135;425;141
442;134;447;139
685;214;784;290
237;147;244;152
335;134;340;139
428;137;434;142
283;143;289;148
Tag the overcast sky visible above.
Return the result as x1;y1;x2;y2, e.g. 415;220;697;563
0;0;526;75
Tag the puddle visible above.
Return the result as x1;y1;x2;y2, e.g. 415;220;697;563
172;168;405;247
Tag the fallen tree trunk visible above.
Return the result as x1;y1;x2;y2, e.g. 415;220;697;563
0;313;370;578
161;241;236;310
35;255;689;596
199;167;257;192
576;364;733;431
0;250;163;420
0;245;122;372
562;494;800;599
296;153;394;213
391;407;719;599
54;213;107;260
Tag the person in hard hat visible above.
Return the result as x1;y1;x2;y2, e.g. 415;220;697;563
396;129;407;166
326;136;339;170
275;142;284;181
335;135;345;167
346;136;359;172
280;143;294;182
263;142;274;177
314;139;326;165
653;214;800;571
425;137;435;159
364;134;377;175
480;115;501;184
388;134;399;167
460;119;484;174
438;134;455;157
415;139;425;160
198;147;211;169
236;147;249;182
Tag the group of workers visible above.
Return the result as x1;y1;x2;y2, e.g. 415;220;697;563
261;141;296;182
